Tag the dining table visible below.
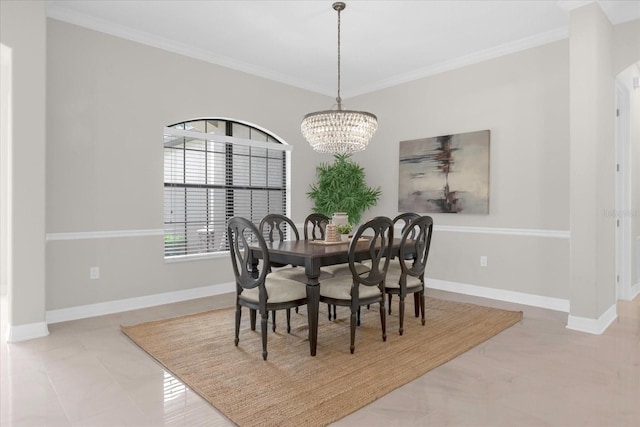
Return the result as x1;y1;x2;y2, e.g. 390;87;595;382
249;237;406;356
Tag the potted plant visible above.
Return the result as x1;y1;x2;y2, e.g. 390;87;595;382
307;154;381;226
336;223;353;240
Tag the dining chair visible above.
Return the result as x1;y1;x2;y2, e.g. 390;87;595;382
227;217;307;360
259;214;303;329
302;212;346;320
319;216;394;354
320;213;371;282
388;212;420;273
356;213;419;313
384;215;433;335
259;214;300;257
303;213;330;240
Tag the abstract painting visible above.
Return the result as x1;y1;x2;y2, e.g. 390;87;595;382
398;130;490;214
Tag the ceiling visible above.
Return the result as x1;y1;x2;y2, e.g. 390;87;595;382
47;0;639;99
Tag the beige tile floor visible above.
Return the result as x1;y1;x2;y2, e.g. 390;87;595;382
1;289;638;427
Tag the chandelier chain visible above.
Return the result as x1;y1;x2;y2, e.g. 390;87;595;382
336;5;342;109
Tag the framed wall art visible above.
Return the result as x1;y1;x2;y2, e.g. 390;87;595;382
398;130;490;214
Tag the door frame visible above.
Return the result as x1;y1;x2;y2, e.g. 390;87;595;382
615;79;632;300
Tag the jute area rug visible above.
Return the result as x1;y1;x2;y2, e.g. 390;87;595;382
121;298;522;427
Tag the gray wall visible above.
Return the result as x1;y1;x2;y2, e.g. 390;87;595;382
350;40;571;301
45;19;328;310
1;2;638;335
0;0;48;335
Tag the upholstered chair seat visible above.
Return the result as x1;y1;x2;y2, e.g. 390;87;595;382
271;266;333;282
383;270;422;289
320;262;370;278
240;275;307;304
320;276;382;300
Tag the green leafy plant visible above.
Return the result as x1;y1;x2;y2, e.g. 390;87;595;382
307;154;381;225
336;223;352;235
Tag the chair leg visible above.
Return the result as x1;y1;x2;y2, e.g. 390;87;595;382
388;293;392;315
379;302;387;342
357;306;361;326
261;313;268;361
399;296;405;336
286;308;291;333
350;309;357;354
420;290;426;326
327;304;337;320
414;293;420;317
271;310;276;332
234;305;241;346
250;309;257;330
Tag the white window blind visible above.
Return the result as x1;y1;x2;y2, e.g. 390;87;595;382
164;119;290;258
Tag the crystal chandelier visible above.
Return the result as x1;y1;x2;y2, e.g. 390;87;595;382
301;2;378;155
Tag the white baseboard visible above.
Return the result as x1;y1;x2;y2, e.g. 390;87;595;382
426;278;571;312
6;321;49;343
34;276;631;334
630;282;640;301
566;303;617;335
46;282;235;324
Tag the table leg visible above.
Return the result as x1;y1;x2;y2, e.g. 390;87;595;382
305;263;320;357
306;282;319;356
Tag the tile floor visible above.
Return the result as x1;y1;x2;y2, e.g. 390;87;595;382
1;289;638;426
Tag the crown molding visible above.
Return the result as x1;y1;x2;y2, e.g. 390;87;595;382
556;1;594;12
46;2;333;97
47;1;570;99
345;27;569;98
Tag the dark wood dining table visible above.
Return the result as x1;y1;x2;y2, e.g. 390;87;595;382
249;238;404;356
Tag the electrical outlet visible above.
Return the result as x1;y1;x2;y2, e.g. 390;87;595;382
90;266;100;279
480;256;488;267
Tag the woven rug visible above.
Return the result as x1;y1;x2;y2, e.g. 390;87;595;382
121;298;522;426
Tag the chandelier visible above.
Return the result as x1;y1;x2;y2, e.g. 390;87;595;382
301;2;378;155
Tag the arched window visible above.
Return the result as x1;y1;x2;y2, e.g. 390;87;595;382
164;119;291;258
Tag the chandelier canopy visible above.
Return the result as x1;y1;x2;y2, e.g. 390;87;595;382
301;2;378;155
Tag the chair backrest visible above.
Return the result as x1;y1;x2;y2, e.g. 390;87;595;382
393;212;419;236
392;212;419;260
227;217;269;294
398;215;434;278
348;216;394;288
259;214;300;243
303;213;330;240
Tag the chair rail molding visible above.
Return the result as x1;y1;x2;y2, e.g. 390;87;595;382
46;228;164;241
433;225;570;239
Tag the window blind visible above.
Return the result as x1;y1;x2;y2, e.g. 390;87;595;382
164;120;290;258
